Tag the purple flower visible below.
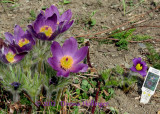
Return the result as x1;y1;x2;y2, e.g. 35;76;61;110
47;37;88;77
28;13;58;41
5;25;35;53
0;45;27;64
41;5;74;33
28;5;74;41
11;82;21;90
130;57;148;77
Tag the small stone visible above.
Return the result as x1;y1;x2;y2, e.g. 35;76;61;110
138;43;146;49
121;27;125;30
8;14;13;17
107;48;116;52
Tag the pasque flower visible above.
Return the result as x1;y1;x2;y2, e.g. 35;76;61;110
28;13;58;41
0;45;27;64
5;25;35;53
48;37;88;77
41;5;74;34
130;57;148;77
11;82;21;90
28;5;74;41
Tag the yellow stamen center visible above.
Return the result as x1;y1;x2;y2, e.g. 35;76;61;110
40;26;53;37
60;56;73;70
136;63;143;71
57;21;59;25
6;52;16;63
18;38;30;47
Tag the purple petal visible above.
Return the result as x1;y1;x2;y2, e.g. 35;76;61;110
33;13;45;33
44;5;60;19
0;52;9;64
130;66;137;72
141;61;147;67
132;57;141;66
70;63;88;73
4;32;14;44
13;52;27;63
73;46;88;64
27;25;38;38
138;70;147;77
15;45;31;53
25;30;36;46
60;9;72;22
142;65;148;71
47;57;60;71
62;37;78;56
37;33;48;40
14;25;25;42
47;30;59;41
45;14;57;32
57;70;70;77
51;41;63;59
61;20;74;33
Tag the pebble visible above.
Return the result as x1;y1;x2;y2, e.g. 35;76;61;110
138;43;146;49
122;27;125;30
107;48;117;52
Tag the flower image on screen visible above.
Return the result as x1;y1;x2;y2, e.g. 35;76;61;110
144;72;159;91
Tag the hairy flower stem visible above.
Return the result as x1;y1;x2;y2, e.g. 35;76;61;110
56;88;63;109
46;90;52;102
38;60;42;74
12;90;20;103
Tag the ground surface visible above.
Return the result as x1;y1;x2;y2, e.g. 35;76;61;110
0;0;160;114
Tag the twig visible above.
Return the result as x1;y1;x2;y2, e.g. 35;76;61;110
82;74;99;77
85;41;93;68
23;92;39;108
87;37;160;43
74;5;160;38
86;78;95;88
91;79;101;114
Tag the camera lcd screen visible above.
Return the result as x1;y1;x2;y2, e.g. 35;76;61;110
144;72;159;91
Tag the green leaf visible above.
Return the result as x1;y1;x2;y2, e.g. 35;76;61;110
82;80;88;86
90;11;96;17
82;93;88;99
63;0;70;4
76;89;80;94
88;84;91;88
74;79;79;84
77;37;85;43
108;88;114;95
101;69;111;81
115;65;124;75
91;19;96;26
91;81;97;87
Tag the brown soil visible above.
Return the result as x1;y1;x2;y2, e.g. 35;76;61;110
0;0;160;114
